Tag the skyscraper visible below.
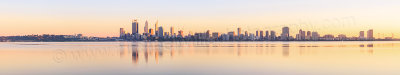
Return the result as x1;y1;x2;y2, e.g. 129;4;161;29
245;31;248;37
237;28;241;37
265;31;269;40
359;31;365;40
312;32;319;40
270;31;276;40
170;26;174;37
155;20;159;36
132;19;139;34
149;28;154;35
144;20;149;33
178;30;183;38
158;26;164;37
206;30;210;38
260;30;264;38
155;20;158;32
256;31;259;37
367;29;374;40
120;28;125;37
281;27;290;40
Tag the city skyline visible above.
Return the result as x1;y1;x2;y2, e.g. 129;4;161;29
1;0;400;38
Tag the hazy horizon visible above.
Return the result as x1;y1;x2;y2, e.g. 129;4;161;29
1;0;399;38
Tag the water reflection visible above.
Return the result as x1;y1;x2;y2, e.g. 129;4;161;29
3;42;400;74
40;42;399;65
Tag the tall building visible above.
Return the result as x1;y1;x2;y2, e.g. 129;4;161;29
245;31;248;37
312;32;319;40
265;31;269;40
212;32;220;39
307;31;311;37
359;31;365;40
120;28;125;37
155;20;159;36
149;28;154;35
256;31;259;37
206;30;210;38
367;29;374;40
144;20;149;33
260;30;264;38
158;26;164;37
178;30;183;38
237;28;241;37
281;27;290;40
170;27;174;36
155;20;158;32
132;19;139;34
270;31;276;40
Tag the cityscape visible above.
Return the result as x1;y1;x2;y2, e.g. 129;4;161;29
1;19;397;42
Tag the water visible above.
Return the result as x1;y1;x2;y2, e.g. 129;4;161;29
1;41;400;75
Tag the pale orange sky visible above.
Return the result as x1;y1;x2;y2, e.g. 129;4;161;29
0;0;399;38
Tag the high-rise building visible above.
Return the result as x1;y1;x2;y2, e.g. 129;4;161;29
256;31;259;37
281;27;290;40
245;31;248;37
359;31;365;40
260;30;264;38
206;30;210;38
149;28;154;36
132;19;139;34
212;32;220;39
178;30;183;38
307;31;311;37
158;26;164;37
367;29;374;40
312;32;319;40
144;20;149;33
237;28;241;37
265;31;269;40
170;27;174;36
155;20;159;36
270;31;276;40
155;20;158;32
120;28;125;37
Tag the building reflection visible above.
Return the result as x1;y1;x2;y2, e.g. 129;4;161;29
282;44;289;57
132;45;139;64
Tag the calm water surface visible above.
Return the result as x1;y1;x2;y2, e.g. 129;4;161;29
1;41;400;75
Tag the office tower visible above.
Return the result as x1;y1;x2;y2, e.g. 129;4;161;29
178;30;183;37
155;20;159;36
228;31;235;40
245;31;248;38
212;32;220;39
132;19;139;34
170;27;174;37
164;32;169;38
256;31;259;37
144;20;149;33
120;28;125;37
312;32;319;40
206;30;210;38
158;26;164;37
260;30;264;38
281;27;290;40
367;29;374;40
338;34;347;40
359;31;365;40
149;28;154;35
237;28;241;37
307;31;311;37
265;31;269;40
155;20;158;32
270;31;276;40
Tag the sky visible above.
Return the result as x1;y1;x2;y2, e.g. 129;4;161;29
0;0;399;38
